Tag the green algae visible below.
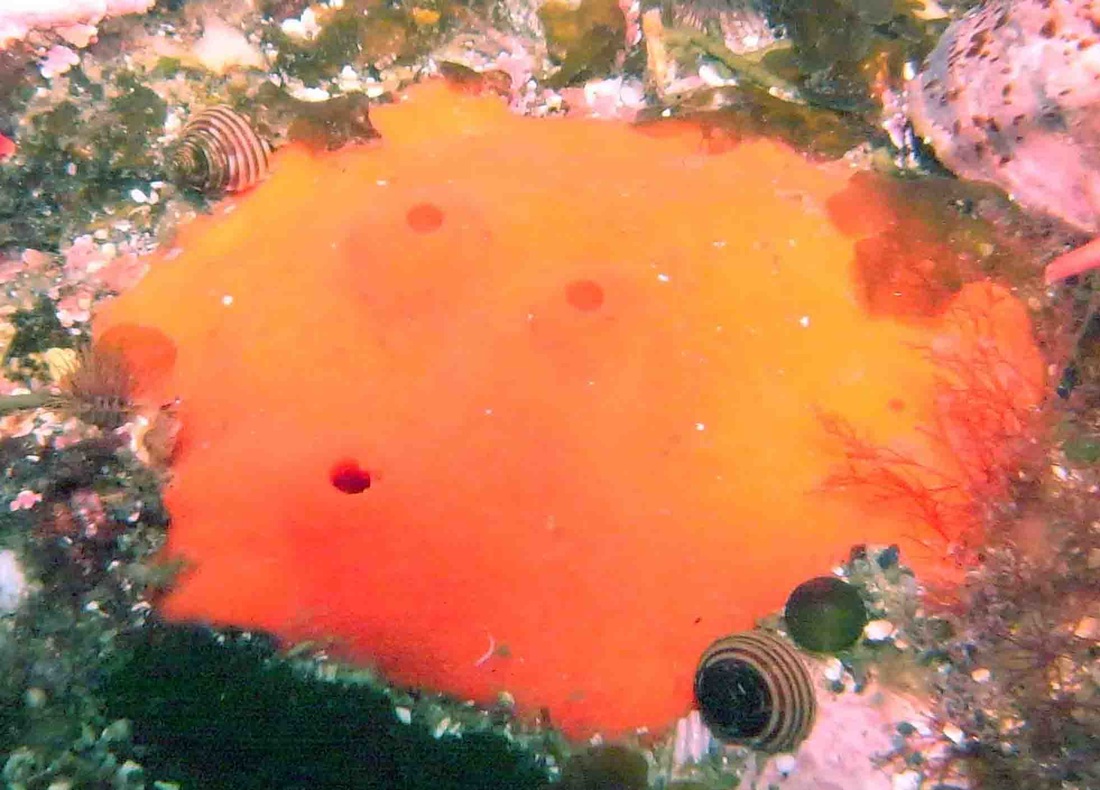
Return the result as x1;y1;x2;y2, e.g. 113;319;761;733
270;9;364;84
106;74;168;169
770;0;942;103
255;83;379;150
4;297;73;361
102;625;550;790
149;57;183;79
637;84;870;159
561;743;649;790
0;428;170;790
662;25;810;105
1063;435;1100;464
540;0;627;87
2;295;73;386
0;71;167;254
651;0;944;124
268;3;442;86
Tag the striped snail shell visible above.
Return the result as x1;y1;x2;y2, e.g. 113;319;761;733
693;630;816;753
170;105;270;195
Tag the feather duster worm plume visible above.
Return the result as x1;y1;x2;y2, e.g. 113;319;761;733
94;80;1046;738
52;342;134;430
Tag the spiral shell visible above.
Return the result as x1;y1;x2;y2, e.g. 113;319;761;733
693;630;816;753
170;105;270;195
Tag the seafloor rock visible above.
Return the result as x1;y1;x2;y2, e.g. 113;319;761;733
907;0;1100;233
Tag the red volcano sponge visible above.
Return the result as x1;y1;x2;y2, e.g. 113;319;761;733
95;81;1044;737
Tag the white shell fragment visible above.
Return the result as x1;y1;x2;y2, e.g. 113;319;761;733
863;620;896;642
942;722;966;745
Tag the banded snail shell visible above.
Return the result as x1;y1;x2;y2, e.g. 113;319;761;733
170;105;270;195
693;630;816;753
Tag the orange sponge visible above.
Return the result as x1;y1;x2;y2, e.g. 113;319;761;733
95;81;1044;737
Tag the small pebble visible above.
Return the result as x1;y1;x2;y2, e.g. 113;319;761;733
394;707;412;725
117;760;143;781
774;754;797;776
892;770;921;790
823;657;844;682
24;687;46;709
698;62;732;86
863;619;895;641
1074;616;1098;640
0;550;28;613
281;8;321;40
970;667;991;683
9;489;42;511
942;722;965;745
40;44;80;79
672;709;712;767
287;83;331;102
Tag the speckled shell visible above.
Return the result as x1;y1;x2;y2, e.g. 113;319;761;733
907;0;1100;232
170;105;270;195
693;630;816;753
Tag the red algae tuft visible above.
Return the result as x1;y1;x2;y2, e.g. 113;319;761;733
94;80;1045;738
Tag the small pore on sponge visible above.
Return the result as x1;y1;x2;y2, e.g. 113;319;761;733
329;459;372;494
94;80;1045;739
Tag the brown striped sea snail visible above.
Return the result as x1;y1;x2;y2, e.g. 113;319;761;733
693;630;816;753
170;105;271;195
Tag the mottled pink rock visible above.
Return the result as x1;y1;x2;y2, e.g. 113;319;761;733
908;0;1100;233
0;0;155;49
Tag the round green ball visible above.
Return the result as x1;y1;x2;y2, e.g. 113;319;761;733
784;576;868;653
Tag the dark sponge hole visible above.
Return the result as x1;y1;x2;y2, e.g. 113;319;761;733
330;460;371;494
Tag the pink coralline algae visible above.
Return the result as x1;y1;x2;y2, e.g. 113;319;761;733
0;0;155;49
907;0;1100;236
